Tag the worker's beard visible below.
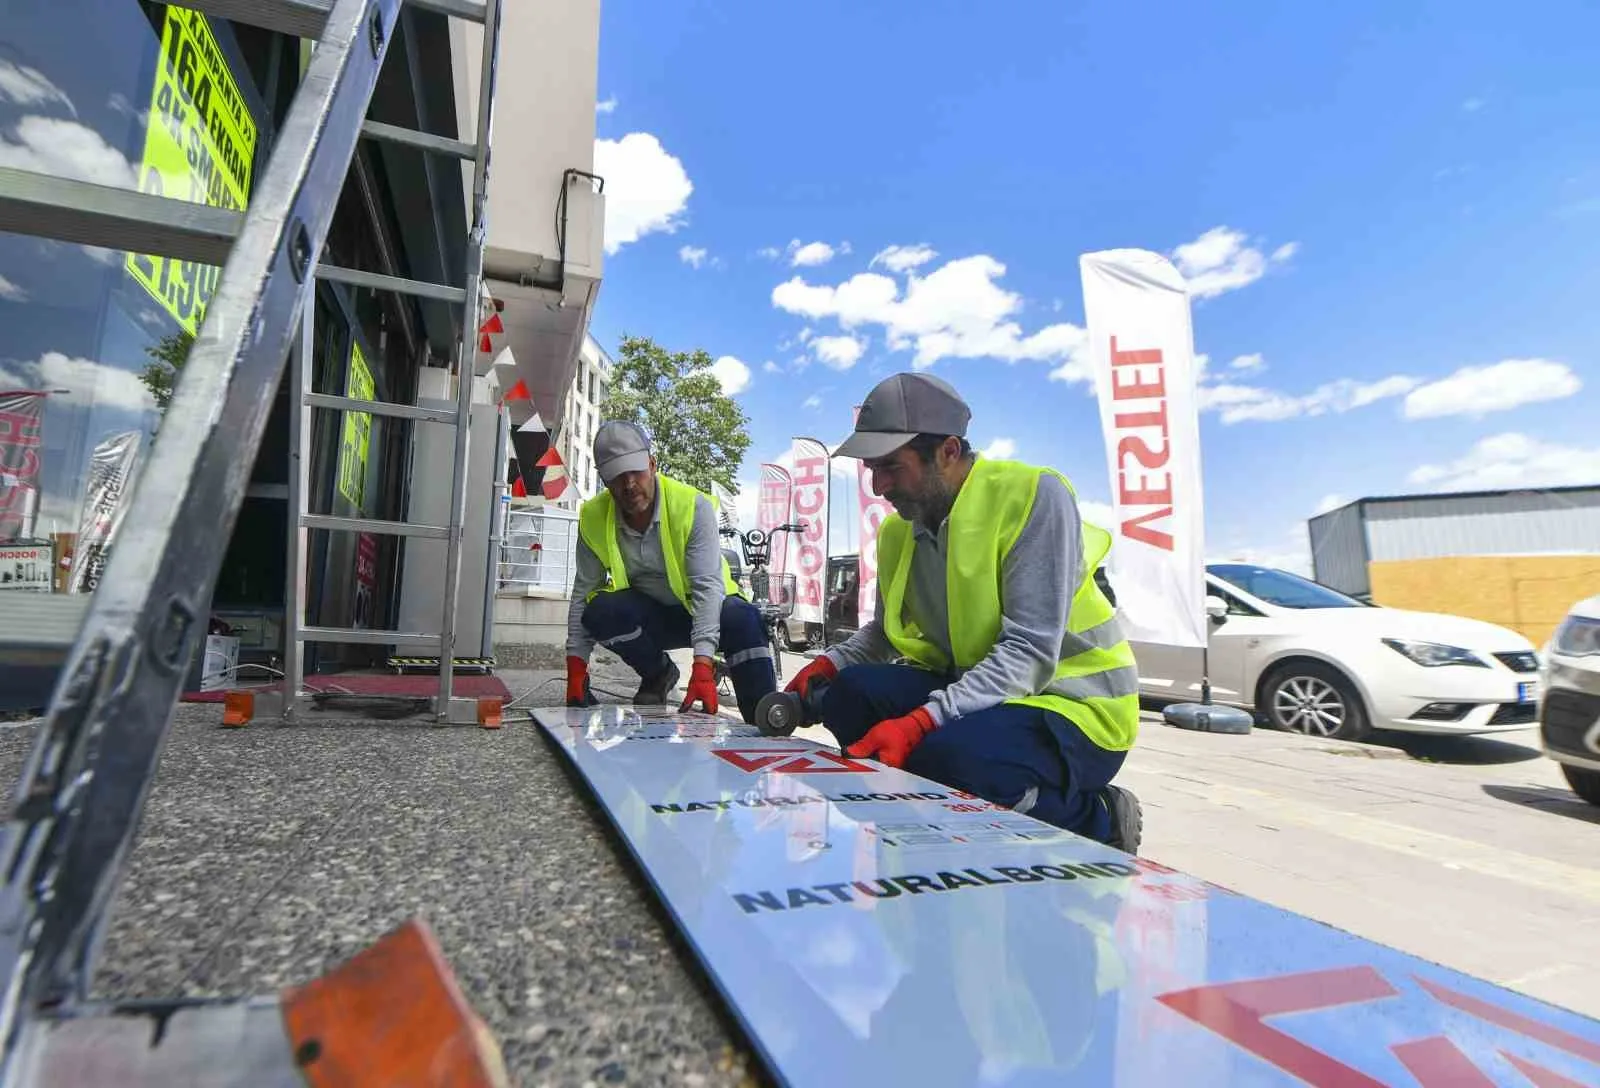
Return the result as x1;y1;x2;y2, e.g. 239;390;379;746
892;473;957;531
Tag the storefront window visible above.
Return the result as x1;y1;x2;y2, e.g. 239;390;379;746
1;5;270;606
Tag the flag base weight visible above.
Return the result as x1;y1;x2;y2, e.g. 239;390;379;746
1162;701;1254;735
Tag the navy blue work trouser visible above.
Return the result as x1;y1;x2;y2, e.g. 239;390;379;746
581;588;776;723
820;663;1125;841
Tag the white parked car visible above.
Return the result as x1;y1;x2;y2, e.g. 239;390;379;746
1129;564;1543;742
1537;593;1600;807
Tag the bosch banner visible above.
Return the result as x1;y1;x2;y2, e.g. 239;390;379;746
1080;249;1208;649
757;464;793;576
69;430;142;594
0;392;46;541
788;437;829;624
851;405;894;623
531;705;1600;1087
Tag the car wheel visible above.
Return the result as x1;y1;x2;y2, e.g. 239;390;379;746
1261;662;1371;742
1561;764;1600;807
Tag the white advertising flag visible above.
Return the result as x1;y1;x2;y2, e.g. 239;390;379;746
69;430;143;595
788;437;830;625
1080;249;1207;649
849;405;894;625
757;463;793;576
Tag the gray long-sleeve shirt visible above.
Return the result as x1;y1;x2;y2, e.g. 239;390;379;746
823;471;1087;726
567;488;726;660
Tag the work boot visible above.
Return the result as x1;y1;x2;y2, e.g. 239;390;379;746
634;656;680;706
1100;785;1143;856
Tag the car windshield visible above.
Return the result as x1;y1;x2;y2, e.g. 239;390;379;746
1207;564;1368;609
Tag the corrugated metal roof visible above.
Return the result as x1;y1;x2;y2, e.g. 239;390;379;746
1363;490;1600;561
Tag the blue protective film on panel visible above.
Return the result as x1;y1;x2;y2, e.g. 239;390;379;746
532;706;1600;1087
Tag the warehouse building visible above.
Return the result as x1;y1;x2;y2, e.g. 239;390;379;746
1309;485;1600;646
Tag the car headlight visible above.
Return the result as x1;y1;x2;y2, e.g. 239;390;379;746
1381;638;1488;668
1553;616;1600;657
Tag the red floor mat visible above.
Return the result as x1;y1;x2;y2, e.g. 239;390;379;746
182;672;512;704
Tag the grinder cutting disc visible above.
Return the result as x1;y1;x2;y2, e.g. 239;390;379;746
754;691;803;736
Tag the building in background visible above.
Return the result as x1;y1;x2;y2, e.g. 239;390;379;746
0;0;604;706
553;333;612;508
1309;486;1600;646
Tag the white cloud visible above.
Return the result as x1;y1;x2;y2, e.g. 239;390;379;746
1229;353;1266;373
0;116;138;189
870;244;938;273
1313;493;1349;515
773;254;1089;376
596;96;618;114
1409;433;1600;492
0;352;154;415
757;246;782;260
1199;372;1419;424
706;355;751;397
1401;359;1581;419
762;360;782;374
789;240;841;267
1171;226;1298;300
0;275;26;302
678;245;708;269
981;437;1017;460
803;394;822;410
1462;97;1486;113
592;132;692;255
0;61;75;114
812;335;865;371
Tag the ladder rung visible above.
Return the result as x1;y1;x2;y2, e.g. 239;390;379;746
182;0;333;38
362;120;477;160
304;392;458;424
316;263;467;303
299;626;442;648
0;168;239;267
410;0;488;23
301;514;449;539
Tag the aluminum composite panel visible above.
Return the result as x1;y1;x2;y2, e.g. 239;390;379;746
532;706;1600;1087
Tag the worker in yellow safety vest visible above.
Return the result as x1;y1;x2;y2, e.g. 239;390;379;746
565;420;776;723
784;372;1143;852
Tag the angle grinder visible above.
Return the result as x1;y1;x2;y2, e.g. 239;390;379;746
753;678;830;736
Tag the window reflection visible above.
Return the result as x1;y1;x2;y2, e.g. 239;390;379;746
0;4;266;602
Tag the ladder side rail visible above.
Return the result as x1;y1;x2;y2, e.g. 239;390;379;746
435;0;506;717
283;307;314;715
0;0;405;1023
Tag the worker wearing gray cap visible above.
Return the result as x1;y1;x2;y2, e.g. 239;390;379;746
565;419;776;721
783;372;1143;852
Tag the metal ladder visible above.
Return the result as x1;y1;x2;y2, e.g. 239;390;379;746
0;0;508;1080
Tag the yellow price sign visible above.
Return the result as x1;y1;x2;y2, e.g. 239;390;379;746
338;342;375;511
125;8;258;335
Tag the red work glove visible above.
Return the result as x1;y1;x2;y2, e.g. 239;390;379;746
679;658;719;715
785;654;837;699
566;656;598;708
847;707;936;769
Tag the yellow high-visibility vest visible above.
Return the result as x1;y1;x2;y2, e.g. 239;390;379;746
577;473;741;607
875;457;1140;752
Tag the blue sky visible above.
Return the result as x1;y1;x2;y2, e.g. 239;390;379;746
587;0;1600;571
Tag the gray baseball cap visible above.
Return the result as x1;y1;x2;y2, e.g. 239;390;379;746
593;420;653;484
834;372;972;461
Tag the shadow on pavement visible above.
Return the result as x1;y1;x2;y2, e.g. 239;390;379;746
1482;782;1600;825
1370;731;1544;767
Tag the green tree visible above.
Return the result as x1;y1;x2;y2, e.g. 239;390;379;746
599;335;752;494
140;330;194;417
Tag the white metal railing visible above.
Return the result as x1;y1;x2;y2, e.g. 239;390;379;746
499;505;579;594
